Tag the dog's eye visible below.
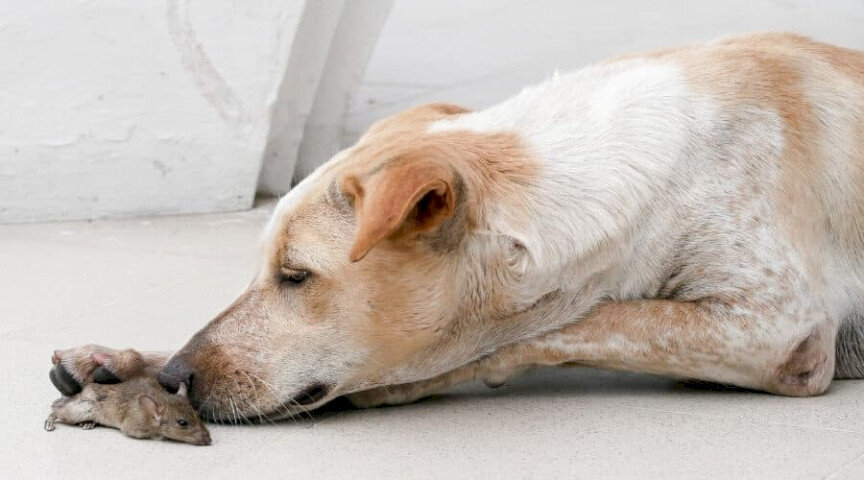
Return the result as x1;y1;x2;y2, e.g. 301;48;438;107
281;270;309;286
177;419;188;427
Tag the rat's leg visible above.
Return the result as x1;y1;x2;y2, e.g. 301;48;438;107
349;298;836;407
44;397;66;431
44;415;56;431
45;395;96;430
50;345;170;396
79;422;96;430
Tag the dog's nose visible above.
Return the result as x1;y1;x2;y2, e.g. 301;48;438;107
158;355;194;394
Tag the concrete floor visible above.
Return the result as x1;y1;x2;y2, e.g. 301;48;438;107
4;200;864;480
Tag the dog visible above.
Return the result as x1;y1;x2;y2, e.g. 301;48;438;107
51;33;864;421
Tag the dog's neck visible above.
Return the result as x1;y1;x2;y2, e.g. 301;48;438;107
438;60;699;296
432;60;713;359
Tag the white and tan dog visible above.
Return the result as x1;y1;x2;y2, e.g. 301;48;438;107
52;33;864;421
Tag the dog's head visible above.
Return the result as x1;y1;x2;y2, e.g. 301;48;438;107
160;104;540;420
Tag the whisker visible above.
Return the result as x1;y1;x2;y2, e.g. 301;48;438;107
249;373;315;424
240;371;275;426
248;372;284;424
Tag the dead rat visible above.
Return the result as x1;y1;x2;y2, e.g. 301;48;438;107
44;376;211;446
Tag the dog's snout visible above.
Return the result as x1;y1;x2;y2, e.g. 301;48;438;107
158;355;194;394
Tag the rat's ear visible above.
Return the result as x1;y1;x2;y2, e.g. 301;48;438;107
342;159;456;262
138;394;163;423
176;383;188;398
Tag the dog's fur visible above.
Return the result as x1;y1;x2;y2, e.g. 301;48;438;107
56;33;864;420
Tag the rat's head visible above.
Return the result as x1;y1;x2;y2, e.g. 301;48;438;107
139;384;211;446
158;104;539;420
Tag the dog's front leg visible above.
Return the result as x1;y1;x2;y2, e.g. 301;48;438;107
50;345;170;396
348;299;836;407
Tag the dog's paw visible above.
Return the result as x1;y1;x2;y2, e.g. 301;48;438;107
50;345;123;395
483;376;507;389
482;368;515;389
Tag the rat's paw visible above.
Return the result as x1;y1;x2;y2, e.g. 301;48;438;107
79;421;96;430
44;416;56;431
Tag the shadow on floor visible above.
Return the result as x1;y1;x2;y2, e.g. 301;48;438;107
267;366;764;426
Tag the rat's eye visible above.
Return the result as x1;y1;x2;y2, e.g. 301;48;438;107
177;419;189;428
280;269;309;286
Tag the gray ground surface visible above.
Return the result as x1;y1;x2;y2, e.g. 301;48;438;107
4;200;863;479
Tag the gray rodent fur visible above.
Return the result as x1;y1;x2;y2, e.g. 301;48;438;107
44;377;211;446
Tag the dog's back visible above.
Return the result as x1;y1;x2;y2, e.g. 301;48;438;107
436;32;864;377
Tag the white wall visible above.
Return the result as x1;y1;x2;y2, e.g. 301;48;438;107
344;0;864;145
3;0;862;222
1;0;310;222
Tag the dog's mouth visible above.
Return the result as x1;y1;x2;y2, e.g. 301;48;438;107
288;382;333;406
262;382;335;419
199;382;336;422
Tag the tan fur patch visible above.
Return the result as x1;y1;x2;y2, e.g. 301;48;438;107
355;104;539;192
342;158;456;262
625;33;864;276
337;103;539;250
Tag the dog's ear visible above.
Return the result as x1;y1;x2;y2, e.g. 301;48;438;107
342;159;456;262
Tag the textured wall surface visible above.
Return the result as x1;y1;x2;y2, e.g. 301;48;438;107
1;0;305;222
5;0;863;222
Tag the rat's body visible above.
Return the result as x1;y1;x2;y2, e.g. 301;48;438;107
44;377;210;446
